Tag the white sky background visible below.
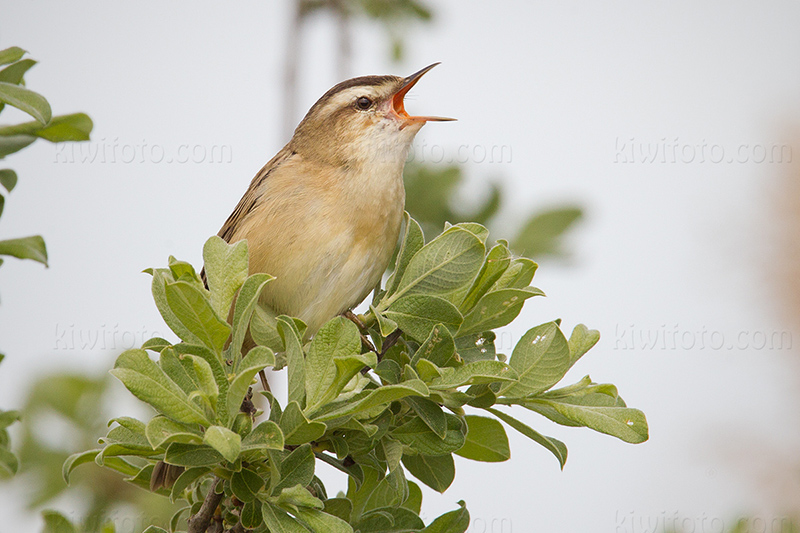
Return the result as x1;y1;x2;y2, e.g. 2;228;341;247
2;1;800;531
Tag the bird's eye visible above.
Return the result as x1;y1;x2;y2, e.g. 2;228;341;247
355;96;373;110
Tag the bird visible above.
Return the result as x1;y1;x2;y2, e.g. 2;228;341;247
215;63;453;334
153;65;451;493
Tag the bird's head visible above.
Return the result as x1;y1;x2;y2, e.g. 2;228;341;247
290;63;454;167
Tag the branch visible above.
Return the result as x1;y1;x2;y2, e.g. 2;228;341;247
188;477;224;533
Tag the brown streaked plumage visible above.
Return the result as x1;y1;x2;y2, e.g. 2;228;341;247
217;63;453;334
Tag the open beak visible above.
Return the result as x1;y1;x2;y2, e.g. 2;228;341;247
392;62;456;126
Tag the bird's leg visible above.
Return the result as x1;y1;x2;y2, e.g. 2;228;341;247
342;310;377;354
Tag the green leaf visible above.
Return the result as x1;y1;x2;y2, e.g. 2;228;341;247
402;453;454;493
328;352;377;401
231;467;265;503
458;287;544;336
0;47;26;67
62;449;100;484
0;169;17;192
280;402;327;446
324;498;353;522
149;269;201;345
415;359;442;382
0;235;47;265
386;212;425;295
230;273;274;357
492;257;538;290
157;347;196;396
165;280;230;353
272;444;315;495
382;437;403;471
261;502;309;533
0;82;51;124
451;222;489;243
98;421;160;460
524;398;649;443
389;226;484;304
184;354;219;408
0;409;20;430
241;499;262;528
354;506;425;532
95;456;140;477
0;134;36;159
568;324;600;364
0;58;35;84
305;317;361;410
278;317;306;407
145;415;202;449
227;346;274;421
406;396;446;438
202;236;249;321
369;304;398;337
412;324;457;368
142;337;171;352
421;501;470;533
0;113;93;142
242;420;284;452
295;508;354;533
429;360;517;390
499;322;572;398
41;510;77;533
403;481;423;514
362;466;408;512
250;304;284;352
460;242;512;312
392;414;465;456
110;349;210;425
276;483;323;510
171;508;189;533
0;445;19;478
203;425;241;462
164;442;224;467
454;415;510;462
313;380;430;421
173;344;230;413
485;407;567;468
169;466;209;502
512;206;583;257
384;294;463;343
455;331;496;363
142;527;168;533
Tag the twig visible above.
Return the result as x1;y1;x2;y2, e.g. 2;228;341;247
380;329;403;358
188;477;224;533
